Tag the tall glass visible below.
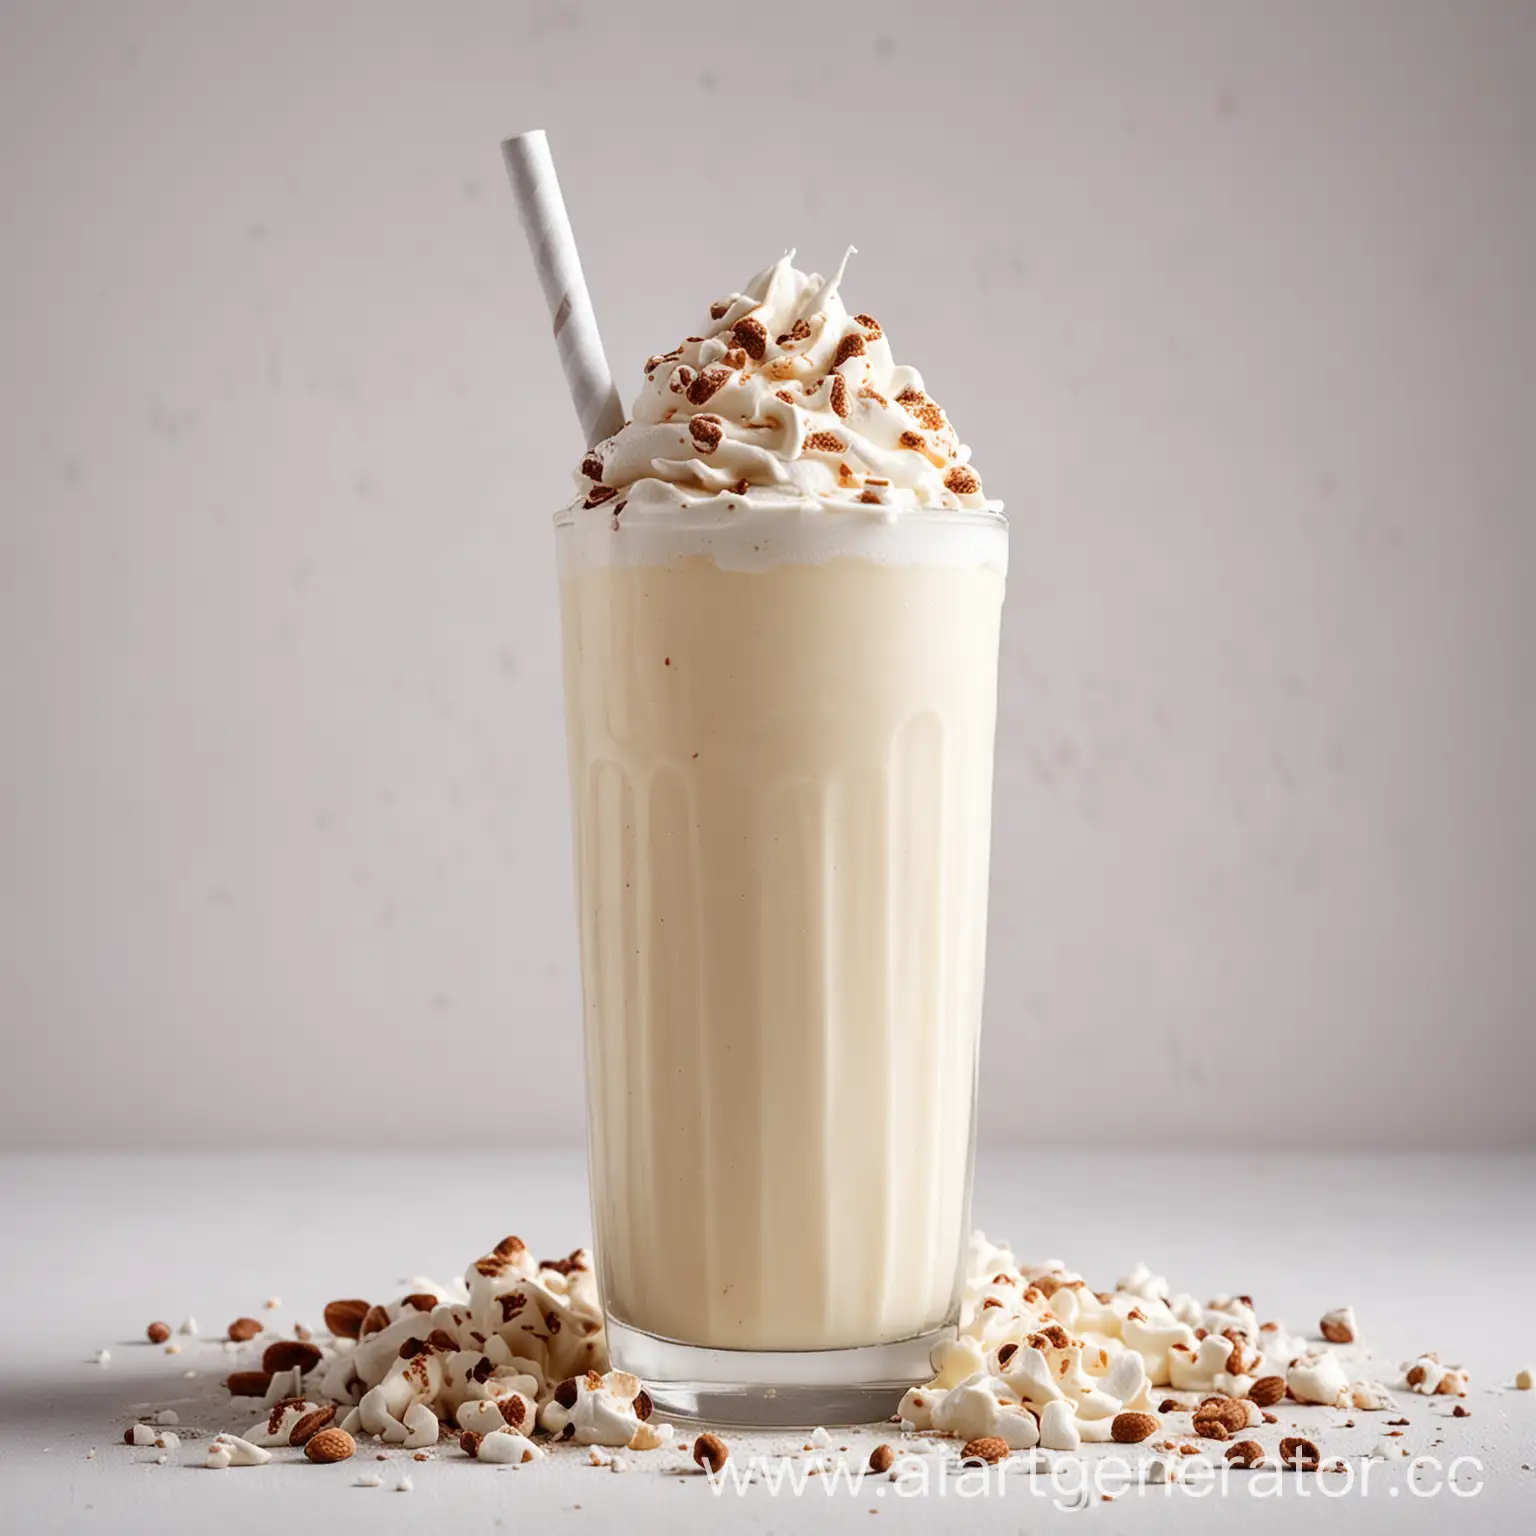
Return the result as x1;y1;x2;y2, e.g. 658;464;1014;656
556;502;1007;1424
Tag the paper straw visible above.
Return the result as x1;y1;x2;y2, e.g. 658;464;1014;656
501;130;625;450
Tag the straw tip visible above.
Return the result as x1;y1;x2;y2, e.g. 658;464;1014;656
502;128;548;153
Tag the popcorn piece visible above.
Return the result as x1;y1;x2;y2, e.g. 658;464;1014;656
1038;1400;1082;1452
1320;1307;1357;1345
629;1421;674;1452
1516;1367;1534;1391
1169;1335;1238;1392
178;1318;198;1337
246;1399;326;1447
394;1474;414;1492
155;1432;181;1451
1403;1353;1470;1396
932;1373;1038;1448
1350;1379;1398;1412
125;1424;156;1447
355;1474;383;1487
540;1370;647;1447
401;1401;440;1450
477;1430;544;1465
93;1350;110;1366
1116;1263;1169;1302
1288;1351;1351;1406
206;1434;271;1468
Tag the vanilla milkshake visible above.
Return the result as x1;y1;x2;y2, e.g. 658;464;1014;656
556;252;1005;1421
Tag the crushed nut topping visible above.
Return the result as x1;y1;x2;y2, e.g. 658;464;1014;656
731;317;768;360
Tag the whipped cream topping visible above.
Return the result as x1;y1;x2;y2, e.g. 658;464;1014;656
575;250;996;518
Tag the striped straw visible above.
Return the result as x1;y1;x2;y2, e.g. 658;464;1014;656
501;129;626;450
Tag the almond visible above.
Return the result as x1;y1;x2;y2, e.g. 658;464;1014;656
225;1369;272;1397
960;1436;1010;1465
1196;1419;1230;1441
304;1427;356;1464
226;1317;262;1343
1279;1436;1320;1471
1111;1412;1160;1444
459;1430;483;1458
401;1293;438;1313
869;1443;896;1473
262;1340;322;1374
146;1321;170;1344
360;1304;391;1337
693;1433;728;1474
1320;1308;1356;1345
1193;1396;1249;1434
632;1388;653;1422
1247;1375;1286;1407
323;1299;371;1339
288;1406;336;1446
1226;1440;1265;1468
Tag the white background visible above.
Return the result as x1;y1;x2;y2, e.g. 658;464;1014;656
1;0;1532;1151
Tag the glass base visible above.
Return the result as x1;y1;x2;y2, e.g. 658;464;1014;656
605;1317;948;1427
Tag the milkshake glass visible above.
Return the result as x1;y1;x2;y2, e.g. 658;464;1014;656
556;254;1007;1423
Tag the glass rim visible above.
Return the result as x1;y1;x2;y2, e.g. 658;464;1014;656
552;495;1007;532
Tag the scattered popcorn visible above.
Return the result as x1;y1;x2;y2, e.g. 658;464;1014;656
154;1410;178;1426
809;1425;830;1448
1350;1379;1398;1412
540;1369;648;1447
1288;1351;1351;1406
1039;1401;1082;1452
155;1432;180;1451
476;1430;543;1465
265;1297;282;1310
246;1399;328;1448
628;1421;674;1452
93;1350;110;1366
178;1318;198;1337
355;1474;383;1488
1515;1367;1533;1391
609;1454;629;1473
1403;1353;1470;1396
125;1424;156;1447
394;1474;413;1492
206;1434;271;1469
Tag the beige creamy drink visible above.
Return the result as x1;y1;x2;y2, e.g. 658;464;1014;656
556;251;1006;1378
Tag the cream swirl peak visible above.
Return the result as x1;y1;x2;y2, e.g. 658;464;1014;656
575;250;996;516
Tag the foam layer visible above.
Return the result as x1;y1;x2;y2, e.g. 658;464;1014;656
555;498;1008;576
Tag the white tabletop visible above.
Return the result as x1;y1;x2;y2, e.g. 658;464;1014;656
2;1149;1532;1533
